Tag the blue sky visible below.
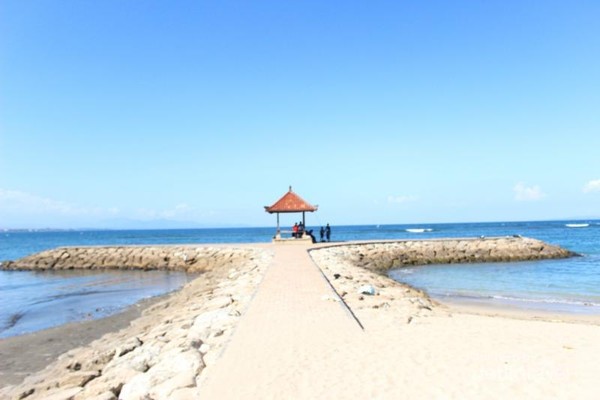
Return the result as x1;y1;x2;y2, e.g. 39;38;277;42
1;1;599;229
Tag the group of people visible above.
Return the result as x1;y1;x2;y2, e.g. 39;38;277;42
291;222;331;243
320;224;331;242
291;222;305;238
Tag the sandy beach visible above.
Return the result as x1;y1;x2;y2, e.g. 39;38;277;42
1;241;599;399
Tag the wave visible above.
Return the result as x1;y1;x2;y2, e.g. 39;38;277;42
406;228;433;233
492;294;600;307
565;223;589;228
442;292;600;308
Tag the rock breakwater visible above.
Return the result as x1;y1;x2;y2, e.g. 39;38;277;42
310;237;576;273
0;246;260;273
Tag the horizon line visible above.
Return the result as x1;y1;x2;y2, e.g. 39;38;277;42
2;217;599;232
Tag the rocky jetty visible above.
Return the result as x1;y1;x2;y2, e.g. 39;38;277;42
0;247;272;400
0;246;260;272
0;237;575;275
310;236;576;273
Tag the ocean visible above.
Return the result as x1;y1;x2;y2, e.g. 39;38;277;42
1;220;599;337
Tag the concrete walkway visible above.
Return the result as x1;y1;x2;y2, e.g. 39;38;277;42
197;244;364;399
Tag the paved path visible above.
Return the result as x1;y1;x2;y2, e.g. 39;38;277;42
198;244;364;399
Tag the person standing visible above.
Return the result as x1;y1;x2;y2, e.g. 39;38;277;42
325;223;331;242
319;226;325;242
292;222;299;238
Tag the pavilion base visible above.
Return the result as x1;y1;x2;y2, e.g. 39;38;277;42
272;234;313;244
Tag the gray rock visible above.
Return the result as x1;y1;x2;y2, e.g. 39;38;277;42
119;350;203;400
58;370;100;387
86;393;116;400
205;296;233;310
358;284;376;295
42;386;83;400
115;338;142;357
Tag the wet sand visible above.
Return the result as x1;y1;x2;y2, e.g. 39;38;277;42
0;295;164;387
437;297;600;325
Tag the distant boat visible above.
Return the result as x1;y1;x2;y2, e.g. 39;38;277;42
406;228;433;233
565;223;589;228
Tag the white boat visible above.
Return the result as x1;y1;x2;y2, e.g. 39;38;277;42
565;223;589;228
406;228;433;233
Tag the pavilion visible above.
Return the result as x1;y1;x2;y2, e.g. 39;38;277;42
264;186;318;242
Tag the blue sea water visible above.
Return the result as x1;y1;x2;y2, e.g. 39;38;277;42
1;220;599;337
0;269;195;338
385;221;600;315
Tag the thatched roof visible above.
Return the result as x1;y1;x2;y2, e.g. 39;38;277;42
264;187;318;213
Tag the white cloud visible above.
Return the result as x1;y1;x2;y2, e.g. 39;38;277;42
583;179;600;193
0;189;99;216
513;182;546;201
387;195;418;204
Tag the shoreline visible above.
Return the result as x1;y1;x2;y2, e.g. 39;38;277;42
0;294;168;387
0;268;198;340
434;297;600;325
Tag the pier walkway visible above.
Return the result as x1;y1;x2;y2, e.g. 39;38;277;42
197;244;365;399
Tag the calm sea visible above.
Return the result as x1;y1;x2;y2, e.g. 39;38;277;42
1;220;599;337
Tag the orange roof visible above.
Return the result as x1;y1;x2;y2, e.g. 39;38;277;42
264;187;318;213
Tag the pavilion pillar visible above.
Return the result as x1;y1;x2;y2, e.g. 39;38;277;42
276;213;280;233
